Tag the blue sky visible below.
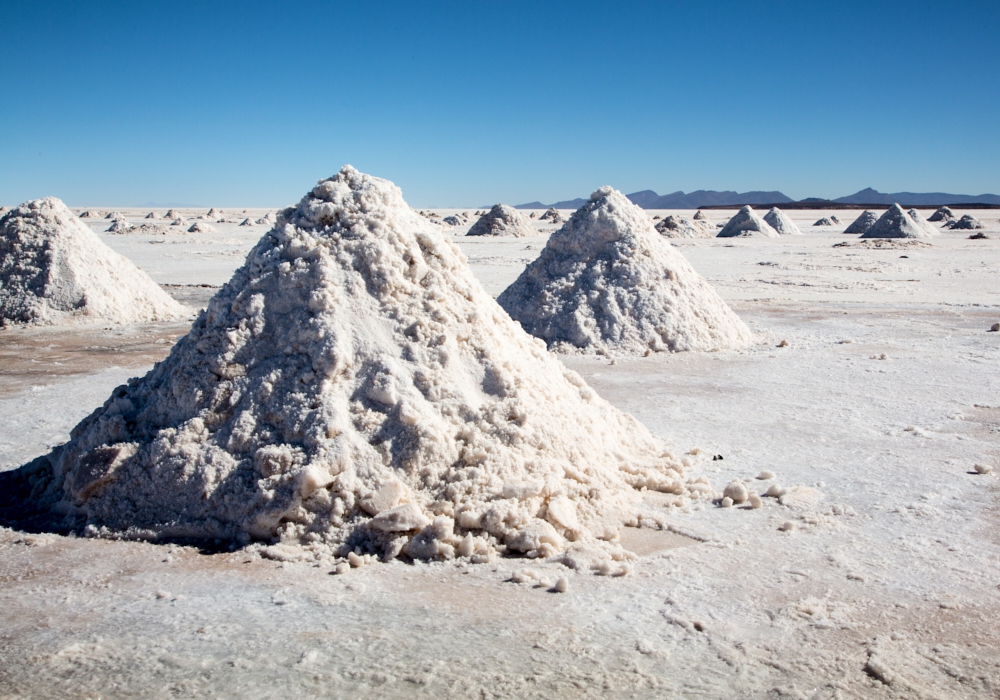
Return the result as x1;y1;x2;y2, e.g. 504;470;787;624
1;1;997;207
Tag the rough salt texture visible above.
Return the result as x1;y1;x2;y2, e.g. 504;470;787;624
497;187;753;355
655;215;715;239
19;167;712;565
539;208;564;224
762;207;802;236
946;214;985;230
717;206;779;238
928;206;955;222
466;204;535;238
0;198;187;327
861;204;933;239
844;210;880;235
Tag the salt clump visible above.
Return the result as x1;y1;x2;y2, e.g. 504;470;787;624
187;222;216;233
145;211;161;220
717;206;779;238
927;206;955;222
497;187;753;355
255;212;276;226
813;217;836;227
693;210;709;221
844;210;880;234
946;214;985;230
762;207;802;235
17;167;711;565
239;218;255;227
106;218;135;234
0;198;187;326
539;208;564;224
861;204;933;239
655;215;714;238
165;209;182;219
467;204;535;238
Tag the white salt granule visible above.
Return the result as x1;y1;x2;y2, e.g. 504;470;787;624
554;576;569;593
779;521;797;532
720;497;733;508
747;493;763;509
497;187;753;356
765;484;785;497
24;166;712;565
0;198;187;327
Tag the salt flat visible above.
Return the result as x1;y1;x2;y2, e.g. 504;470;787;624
1;207;998;698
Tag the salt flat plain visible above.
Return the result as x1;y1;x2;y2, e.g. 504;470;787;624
1;207;998;698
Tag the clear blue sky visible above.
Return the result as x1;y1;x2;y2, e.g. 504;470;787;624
1;0;997;207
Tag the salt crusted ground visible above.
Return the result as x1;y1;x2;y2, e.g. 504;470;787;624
1;208;998;698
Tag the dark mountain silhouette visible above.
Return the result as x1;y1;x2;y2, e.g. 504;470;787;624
833;188;1000;206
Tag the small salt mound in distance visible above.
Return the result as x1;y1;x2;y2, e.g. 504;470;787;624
928;206;955;222
187;222;216;233
78;210;99;218
466;204;535;238
145;211;161;220
654;215;714;238
0;198;187;327
907;209;939;237
813;217;836;227
170;218;186;226
106;218;136;233
717;206;779;238
239;218;256;227
831;215;841;224
539;208;564;223
207;208;221;218
498;186;753;355
165;209;181;220
693;210;709;220
946;214;985;230
254;212;276;226
861;204;933;239
105;211;123;220
18;167;712;565
844;210;880;234
762;207;802;236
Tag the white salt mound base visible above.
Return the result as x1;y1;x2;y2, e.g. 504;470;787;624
466;204;535;238
947;214;985;230
762;207;802;236
717;206;779;238
0;198;187;327
655;214;714;238
861;204;933;239
843;210;880;234
497;187;753;355
22;167;711;566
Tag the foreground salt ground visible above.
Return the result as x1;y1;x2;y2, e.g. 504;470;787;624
1;211;999;698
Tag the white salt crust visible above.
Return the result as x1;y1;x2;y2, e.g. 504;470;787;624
497;187;753;355
0;197;187;327
25;167;712;568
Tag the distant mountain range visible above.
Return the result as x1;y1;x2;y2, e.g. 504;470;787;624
514;187;1000;209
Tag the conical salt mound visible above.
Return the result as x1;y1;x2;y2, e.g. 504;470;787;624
17;168;712;565
693;210;708;220
654;214;714;238
762;207;802;235
927;206;954;222
145;211;160;220
0;198;187;327
861;203;932;239
539;207;564;223
717;206;779;238
844;210;880;234
497;187;753;355
906;208;939;237
466;204;535;237
946;214;985;230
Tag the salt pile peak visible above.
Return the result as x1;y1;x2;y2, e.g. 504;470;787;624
0;197;187;327
762;207;802;235
497;186;753;355
928;206;955;222
539;208;564;224
20;167;711;566
466;204;535;237
717;206;779;238
844;210;880;234
861;204;933;239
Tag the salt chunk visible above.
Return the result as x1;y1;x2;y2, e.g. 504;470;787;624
779;521;797;532
553;577;569;593
765;484;786;498
723;480;749;504
334;562;350;575
720;497;733;508
371;503;430;532
974;463;993;474
747;493;763;509
347;552;364;568
360;480;410;515
756;470;776;480
298;465;334;497
546;495;580;530
502;480;543;500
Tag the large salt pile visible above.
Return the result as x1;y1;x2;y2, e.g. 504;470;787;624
906;209;939;237
717;206;779;238
654;214;714;238
844;210;880;234
0;198;187;326
928;206;955;223
466;204;535;238
861;203;933;239
497;187;753;355
762;207;802;235
16;168;712;566
946;214;986;230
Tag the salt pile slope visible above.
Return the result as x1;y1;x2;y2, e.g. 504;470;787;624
928;206;955;222
655;215;714;238
762;207;802;235
497;187;753;355
717;206;779;238
907;209;939;237
947;214;985;230
844;210;880;234
22;167;710;564
466;204;535;238
0;198;186;327
861;204;933;239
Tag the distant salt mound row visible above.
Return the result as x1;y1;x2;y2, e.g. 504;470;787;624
693;210;709;221
861;204;933;239
539;207;564;223
187;222;216;233
907;209;939;237
498;187;753;355
813;217;836;227
844;210;880;234
165;209;182;219
145;211;160;220
717;206;779;238
762;207;802;236
946;214;986;230
0;198;187;327
18;167;711;566
254;212;276;226
654;214;714;238
928;206;955;222
467;204;535;238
